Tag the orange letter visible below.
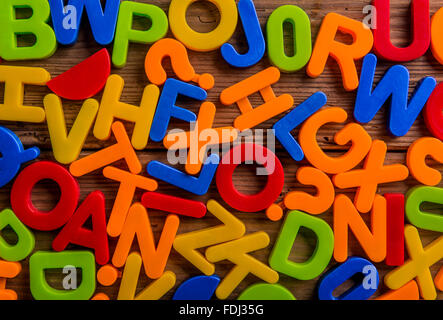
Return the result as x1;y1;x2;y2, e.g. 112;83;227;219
112;203;179;279
431;7;443;65
164;102;238;175
284;167;335;215
307;13;374;91
299;107;372;174
407;137;443;186
70;121;141;177
333;140;409;213
333;194;387;263
103;166;158;237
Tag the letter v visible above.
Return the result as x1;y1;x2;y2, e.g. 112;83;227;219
354;53;436;137
44;94;99;164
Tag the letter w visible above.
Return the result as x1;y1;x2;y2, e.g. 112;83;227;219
354;53;436;137
49;0;120;45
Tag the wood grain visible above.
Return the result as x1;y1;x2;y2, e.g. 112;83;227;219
0;0;442;300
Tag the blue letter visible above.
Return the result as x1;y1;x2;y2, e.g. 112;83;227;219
221;0;265;68
354;54;436;137
49;0;120;45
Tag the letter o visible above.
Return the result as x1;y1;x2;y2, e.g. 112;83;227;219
11;161;80;231
168;0;238;52
216;143;284;213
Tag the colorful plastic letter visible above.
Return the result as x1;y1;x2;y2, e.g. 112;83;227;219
273;92;326;162
0;66;50;123
284;167;335;215
11;161;79;231
299;107;372;174
117;252;176;300
44;94;99;164
0;289;17;300
266;5;311;72
435;266;443;291
269;210;334;280
376;281;419;300
52;191;109;265
29;251;95;300
307;13;373;91
94;75;159;150
0;126;39;188
354;54;436;137
104;166;158;238
150;79;204;142
147;154;219;196
221;0;265;68
206;232;279;300
164;102;238;175
407;137;443;186
49;0;120;45
0;260;21;300
333;140;409;213
0;261;21;280
406;186;443;233
384;225;443;300
169;0;238;52
238;283;295;300
216;143;284;213
70;121;142;177
112;203;179;279
333;195;387;263
373;0;430;62
0;209;34;262
173;200;245;276
112;1;168;68
145;38;214;90
141;192;206;219
431;7;443;64
0;0;56;60
385;193;405;266
173;275;220;300
46;49;111;101
424;82;443;141
318;257;379;300
220;67;294;131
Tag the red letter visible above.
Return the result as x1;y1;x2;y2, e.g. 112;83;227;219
52;191;109;265
11;161;79;231
373;0;430;62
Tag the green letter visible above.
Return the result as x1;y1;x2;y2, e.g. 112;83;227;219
238;283;295;300
269;210;333;280
112;1;168;68
406;186;443;232
266;5;312;72
0;208;35;262
0;0;57;60
29;251;96;300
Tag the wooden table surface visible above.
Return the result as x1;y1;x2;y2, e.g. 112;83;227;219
1;0;442;300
